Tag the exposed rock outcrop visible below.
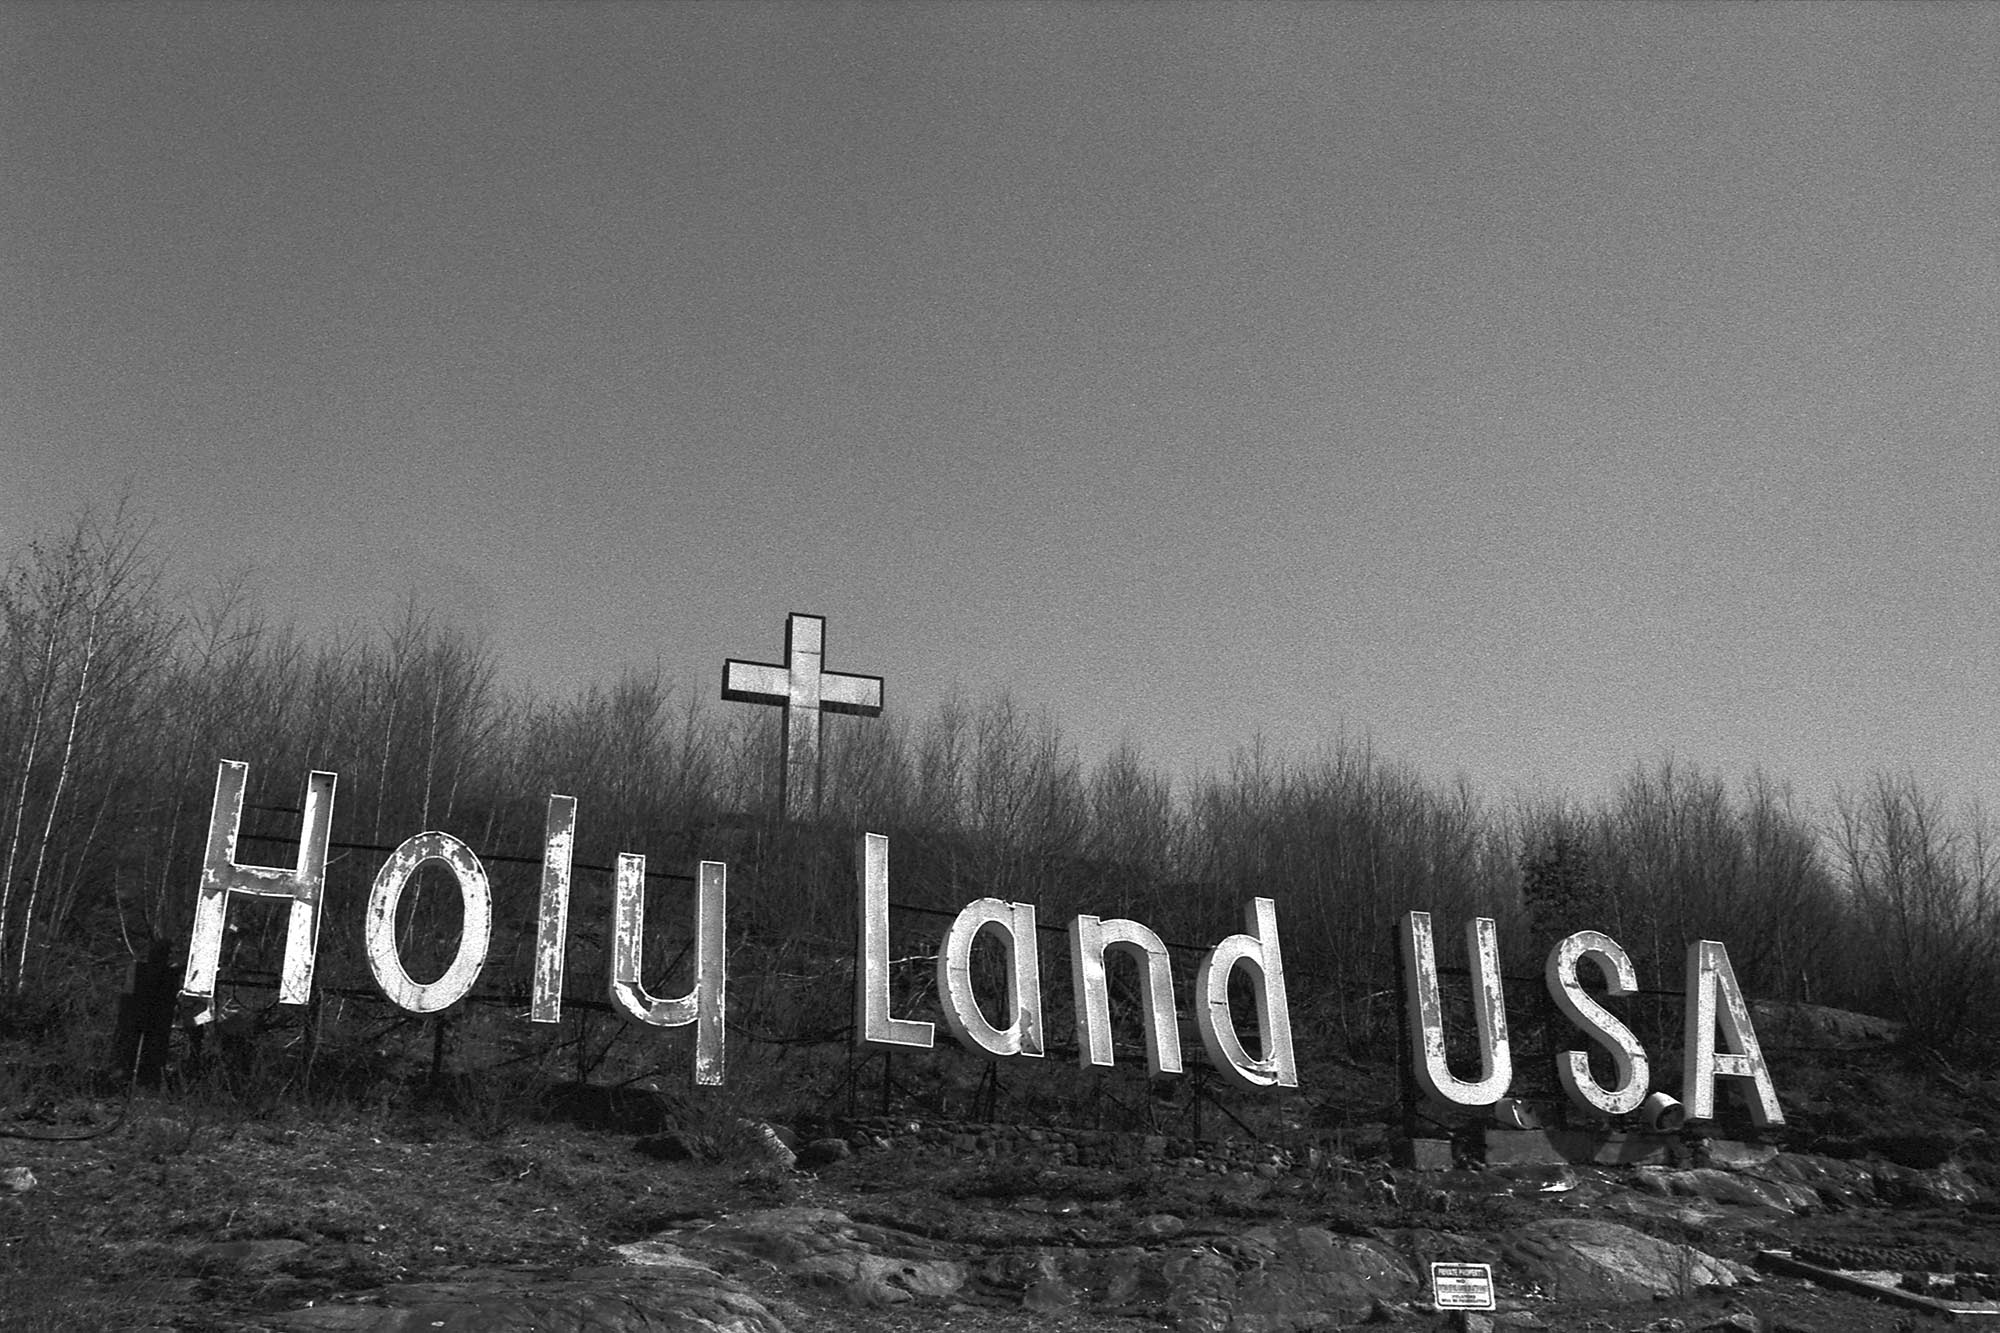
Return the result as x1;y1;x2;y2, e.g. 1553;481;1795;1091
1503;1218;1745;1303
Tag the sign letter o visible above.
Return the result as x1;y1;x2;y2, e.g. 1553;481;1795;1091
365;832;492;1014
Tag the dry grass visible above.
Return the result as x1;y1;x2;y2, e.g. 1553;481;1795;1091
0;1090;730;1331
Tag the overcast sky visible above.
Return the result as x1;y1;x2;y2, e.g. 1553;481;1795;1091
4;2;1997;814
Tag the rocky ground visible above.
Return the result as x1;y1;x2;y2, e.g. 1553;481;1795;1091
5;1052;2000;1333
5;1000;2000;1331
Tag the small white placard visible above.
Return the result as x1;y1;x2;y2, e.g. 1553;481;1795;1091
1431;1261;1496;1310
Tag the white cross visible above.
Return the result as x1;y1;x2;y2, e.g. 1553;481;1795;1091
723;613;883;820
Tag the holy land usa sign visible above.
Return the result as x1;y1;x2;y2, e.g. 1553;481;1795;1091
174;612;1781;1126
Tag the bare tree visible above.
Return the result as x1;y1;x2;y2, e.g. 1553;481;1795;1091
0;501;173;987
1085;741;1181;918
1835;774;2000;1046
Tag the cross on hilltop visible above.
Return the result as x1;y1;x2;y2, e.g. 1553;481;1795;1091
722;613;883;820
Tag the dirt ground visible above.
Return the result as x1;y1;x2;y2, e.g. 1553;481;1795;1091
2;1070;1994;1333
5;997;1999;1331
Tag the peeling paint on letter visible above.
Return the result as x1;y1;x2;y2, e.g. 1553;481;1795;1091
854;832;934;1053
937;897;1044;1059
1068;913;1181;1077
1400;912;1512;1108
1682;939;1783;1126
181;761;337;1016
364;832;493;1015
530;795;577;1024
1194;897;1296;1090
1545;930;1648;1115
608;856;728;1086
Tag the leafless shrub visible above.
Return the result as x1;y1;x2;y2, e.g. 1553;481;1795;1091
1834;774;2000;1047
2;496;1992;1116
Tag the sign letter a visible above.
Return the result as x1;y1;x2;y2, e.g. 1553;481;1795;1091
1682;940;1782;1126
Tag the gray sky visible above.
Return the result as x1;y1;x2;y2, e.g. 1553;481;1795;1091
4;2;1997;812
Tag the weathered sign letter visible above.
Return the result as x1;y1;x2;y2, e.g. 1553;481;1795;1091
1682;939;1782;1126
181;761;337;1016
1400;911;1512;1107
854;832;934;1052
1194;897;1296;1090
938;898;1045;1059
364;831;493;1014
530;794;577;1023
1544;930;1648;1115
609;856;728;1086
1068;914;1181;1077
